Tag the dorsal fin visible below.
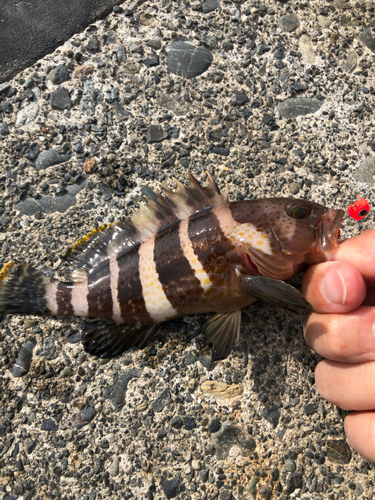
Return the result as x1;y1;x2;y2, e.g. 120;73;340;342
63;172;227;274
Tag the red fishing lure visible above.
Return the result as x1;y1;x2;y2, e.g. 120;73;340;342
347;198;370;221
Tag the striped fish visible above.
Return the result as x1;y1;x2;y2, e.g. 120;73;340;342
0;173;344;360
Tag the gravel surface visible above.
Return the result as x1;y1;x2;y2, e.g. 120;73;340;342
1;0;375;499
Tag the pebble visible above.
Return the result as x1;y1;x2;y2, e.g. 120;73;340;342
201;380;243;398
50;87;71;109
286;472;303;494
278;14;300;33
341;49;357;73
261;405;281;428
47;65;70;85
317;15;331;29
74;407;96;429
152;388;172;412
170;415;183;429
0;122;9;135
210;146;230;156
15;87;40;129
299;35;316;65
289;182;299;195
146;124;168;143
12;340;36;377
326;438;352;464
246;476;259;498
41;418;58;431
161;478;185;499
202;0;219;13
277;98;324;119
211;423;256;460
35;148;72;170
103;371;140;411
74;64;95;81
23;438;35;455
208;418;221;433
167;41;213;79
24;142;40;161
108;456;119;477
83;157;96;173
199;469;209;482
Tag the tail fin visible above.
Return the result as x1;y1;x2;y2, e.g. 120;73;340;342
0;262;53;315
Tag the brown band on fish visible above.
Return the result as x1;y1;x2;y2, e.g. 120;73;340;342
56;282;74;316
87;260;114;320
154;223;203;311
117;245;152;323
188;210;235;280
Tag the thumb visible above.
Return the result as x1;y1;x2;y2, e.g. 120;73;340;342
302;261;366;314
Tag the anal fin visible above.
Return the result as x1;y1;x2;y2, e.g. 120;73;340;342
82;322;157;358
203;311;242;361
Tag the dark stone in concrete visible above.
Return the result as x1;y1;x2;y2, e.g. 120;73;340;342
152;388;172;412
103;371;140;411
277;98;324;118
41;418;58;431
167;41;213;79
47;65;70;85
359;28;375;52
64;328;81;344
24;142;40;161
146;125;168;143
211;423;256;460
161;478;185;499
286;472;302;494
75;407;96;428
202;0;219;13
35;148;72;170
278;14;300;32
143;55;160;67
234;90;249;105
12;340;36;377
0;0;125;83
261;405;281;428
170;416;183;429
15;183;85;215
50;87;71;109
326;439;352;464
211;146;230;156
0;122;9;136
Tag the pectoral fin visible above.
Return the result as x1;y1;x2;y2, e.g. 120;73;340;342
203;310;242;361
237;275;312;313
82;322;157;358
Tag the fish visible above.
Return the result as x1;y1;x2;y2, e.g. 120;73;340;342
0;173;344;361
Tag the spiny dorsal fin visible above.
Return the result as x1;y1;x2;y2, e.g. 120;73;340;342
63;172;227;275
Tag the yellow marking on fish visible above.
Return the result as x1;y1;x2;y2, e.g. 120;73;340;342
230;223;273;255
179;218;212;291
64;224;110;259
0;261;14;282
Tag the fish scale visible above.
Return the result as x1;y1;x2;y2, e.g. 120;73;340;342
0;173;345;361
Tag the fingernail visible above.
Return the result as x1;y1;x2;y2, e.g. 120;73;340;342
321;269;347;305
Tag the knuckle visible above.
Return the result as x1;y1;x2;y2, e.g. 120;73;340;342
326;318;351;359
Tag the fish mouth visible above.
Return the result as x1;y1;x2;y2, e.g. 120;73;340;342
316;208;345;259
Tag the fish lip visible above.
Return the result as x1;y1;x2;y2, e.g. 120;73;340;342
317;208;345;256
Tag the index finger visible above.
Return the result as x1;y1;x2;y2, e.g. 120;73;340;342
334;229;375;286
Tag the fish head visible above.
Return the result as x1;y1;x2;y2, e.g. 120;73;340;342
230;198;344;279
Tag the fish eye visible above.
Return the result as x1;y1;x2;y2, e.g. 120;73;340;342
284;200;311;219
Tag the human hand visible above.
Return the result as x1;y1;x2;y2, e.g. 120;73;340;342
302;229;375;462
